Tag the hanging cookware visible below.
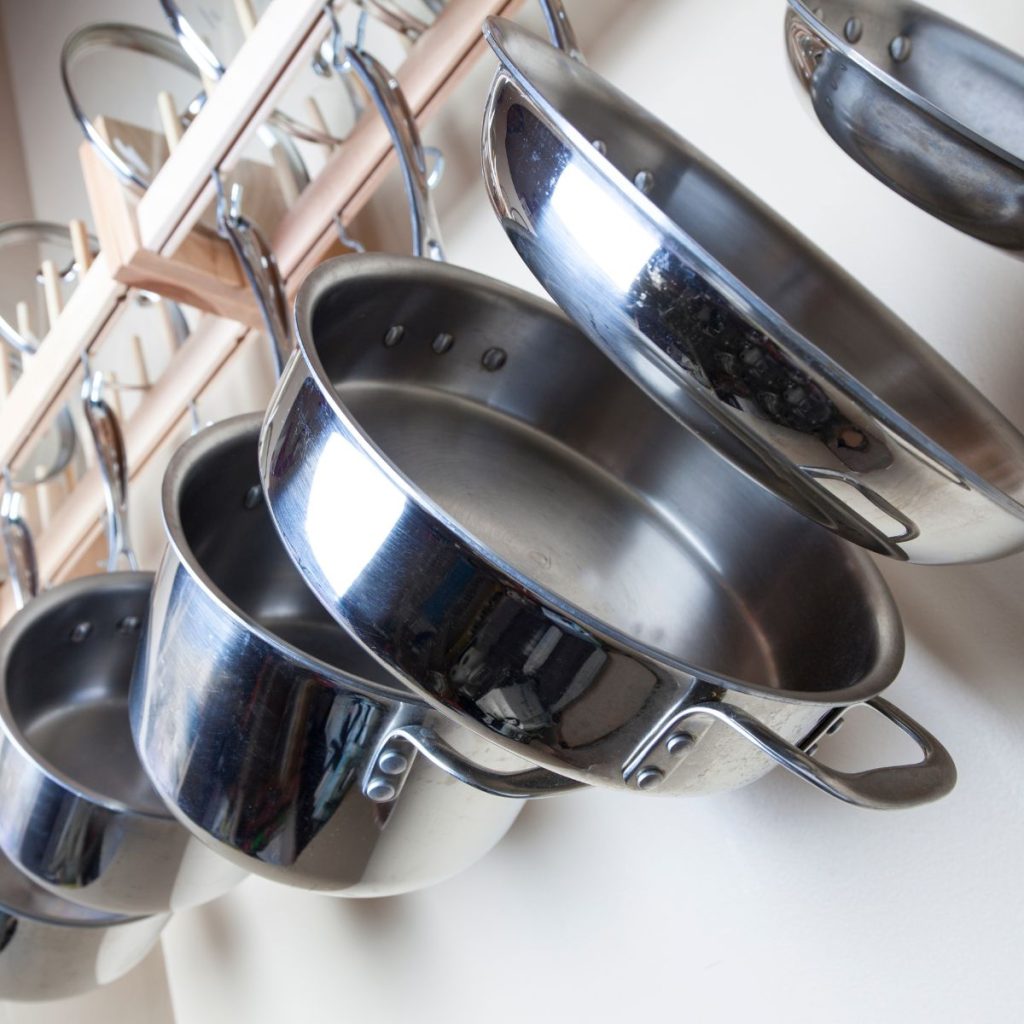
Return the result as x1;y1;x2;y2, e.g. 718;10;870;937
258;25;954;810
0;841;168;1003
785;0;1024;254
61;22;309;195
0;371;244;915
480;10;1024;565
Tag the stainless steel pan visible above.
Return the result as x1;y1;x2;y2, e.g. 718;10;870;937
0;843;168;1002
786;0;1024;254
131;414;573;897
480;12;1024;565
0;373;243;915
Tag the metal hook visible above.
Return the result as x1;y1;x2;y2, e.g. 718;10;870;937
0;469;39;611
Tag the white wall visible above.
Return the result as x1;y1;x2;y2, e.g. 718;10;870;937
2;0;1024;1021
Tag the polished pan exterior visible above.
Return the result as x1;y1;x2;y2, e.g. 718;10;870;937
786;0;1024;254
259;254;953;807
481;18;1024;564
0;573;244;915
0;844;167;1002
131;416;531;896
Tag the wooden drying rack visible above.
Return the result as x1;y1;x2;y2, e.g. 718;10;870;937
0;0;523;620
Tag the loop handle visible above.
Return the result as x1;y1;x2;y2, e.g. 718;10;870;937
392;724;584;798
538;0;586;63
81;370;139;572
681;697;956;810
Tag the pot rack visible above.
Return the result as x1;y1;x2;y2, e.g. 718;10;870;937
0;0;523;622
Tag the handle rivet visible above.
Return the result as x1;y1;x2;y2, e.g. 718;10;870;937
633;169;655;194
481;347;507;372
666;731;695;756
636;767;663;790
383;325;405;348
366;779;397;803
431;332;454;354
806;743;820;757
378;751;409;776
70;622;92;643
243;485;262;509
116;615;140;634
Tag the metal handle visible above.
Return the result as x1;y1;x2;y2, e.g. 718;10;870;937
679;697;956;810
0;484;38;611
801;465;920;544
214;174;292;379
388;724;584;798
538;0;585;63
81;370;138;572
330;12;446;262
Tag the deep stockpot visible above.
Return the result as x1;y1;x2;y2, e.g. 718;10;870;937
0;572;245;915
258;253;955;809
0;842;167;1002
130;415;575;898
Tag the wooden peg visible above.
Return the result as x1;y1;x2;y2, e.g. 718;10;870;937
233;0;258;38
15;302;34;350
129;335;150;389
157;90;185;154
270;145;302;207
40;260;63;331
0;347;14;401
69;219;93;276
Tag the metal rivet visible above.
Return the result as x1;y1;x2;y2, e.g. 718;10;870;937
826;716;845;736
481;347;507;372
70;622;92;643
243;485;262;509
806;743;820;757
431;332;454;354
889;34;911;61
666;731;696;756
116;616;140;635
843;17;862;42
636;767;664;791
366;779;397;803
592;139;607;155
383;325;405;348
378;751;409;776
633;170;654;194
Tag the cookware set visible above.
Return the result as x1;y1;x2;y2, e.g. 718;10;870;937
3;0;1021;1001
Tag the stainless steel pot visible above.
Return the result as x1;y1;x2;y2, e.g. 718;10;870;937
0;373;244;915
258;250;954;809
0;843;168;1002
786;0;1024;254
131;414;577;896
480;13;1024;565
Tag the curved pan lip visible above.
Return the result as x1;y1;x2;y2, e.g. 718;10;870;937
482;16;1024;532
162;413;422;708
787;0;1024;173
291;253;904;706
0;571;172;822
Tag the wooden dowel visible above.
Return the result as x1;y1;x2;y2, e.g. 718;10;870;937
270;144;301;207
157;90;185;154
40;260;63;330
233;0;258;37
69;219;93;275
129;334;150;388
14;302;34;350
0;349;13;401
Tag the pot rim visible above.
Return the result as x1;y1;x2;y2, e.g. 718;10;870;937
290;253;904;706
0;571;173;822
161;413;422;708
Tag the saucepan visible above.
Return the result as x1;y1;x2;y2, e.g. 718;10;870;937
480;6;1024;565
0;371;244;915
257;23;955;810
0;840;168;1002
785;0;1024;254
129;36;578;898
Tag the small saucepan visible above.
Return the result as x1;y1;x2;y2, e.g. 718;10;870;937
0;371;244;915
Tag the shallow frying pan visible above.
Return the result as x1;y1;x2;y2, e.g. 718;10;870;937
785;0;1024;254
481;7;1024;565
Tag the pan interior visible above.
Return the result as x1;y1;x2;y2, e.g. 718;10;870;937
3;578;167;816
310;265;901;700
176;424;408;691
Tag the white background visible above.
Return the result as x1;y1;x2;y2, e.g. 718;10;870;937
2;0;1024;1021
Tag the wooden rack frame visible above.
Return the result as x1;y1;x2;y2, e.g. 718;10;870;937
0;0;523;619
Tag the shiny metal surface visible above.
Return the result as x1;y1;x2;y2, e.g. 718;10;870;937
481;17;1024;565
0;487;38;612
0;384;243;914
259;253;954;807
0;843;167;1002
786;0;1024;253
132;415;573;897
